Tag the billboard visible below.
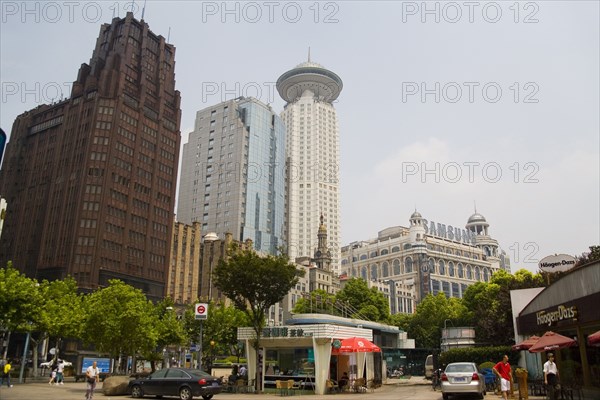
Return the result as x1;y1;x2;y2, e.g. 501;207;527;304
81;357;111;374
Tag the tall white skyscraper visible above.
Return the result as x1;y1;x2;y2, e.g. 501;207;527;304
277;58;343;272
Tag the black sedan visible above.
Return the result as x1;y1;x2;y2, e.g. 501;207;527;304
128;368;223;400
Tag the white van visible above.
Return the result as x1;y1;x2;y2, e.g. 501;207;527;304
425;354;434;379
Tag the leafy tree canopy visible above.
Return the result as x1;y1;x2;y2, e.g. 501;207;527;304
0;262;43;331
82;279;158;359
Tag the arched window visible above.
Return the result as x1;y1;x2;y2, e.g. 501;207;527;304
370;264;378;280
360;254;367;260
361;266;368;280
381;249;389;256
382;262;389;277
439;260;446;276
341;259;348;265
466;265;473;280
483;267;489;282
392;246;400;253
475;266;481;281
393;259;401;275
404;243;412;250
428;258;435;273
370;251;378;258
457;263;464;278
405;257;413;273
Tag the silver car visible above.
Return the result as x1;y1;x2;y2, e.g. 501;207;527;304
441;362;486;400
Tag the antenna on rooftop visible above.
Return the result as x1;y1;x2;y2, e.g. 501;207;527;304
141;0;147;20
167;27;171;43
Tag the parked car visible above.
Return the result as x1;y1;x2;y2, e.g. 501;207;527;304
441;362;486;400
128;367;223;400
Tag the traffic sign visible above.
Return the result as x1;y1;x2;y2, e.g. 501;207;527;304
195;303;208;320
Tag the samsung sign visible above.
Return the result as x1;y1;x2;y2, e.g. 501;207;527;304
538;254;576;273
422;219;476;245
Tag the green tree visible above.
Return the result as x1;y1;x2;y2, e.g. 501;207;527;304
404;293;469;348
141;298;188;372
82;280;158;369
462;269;544;346
213;245;303;392
335;278;391;322
0;262;42;332
292;289;336;314
31;277;85;375
202;302;249;368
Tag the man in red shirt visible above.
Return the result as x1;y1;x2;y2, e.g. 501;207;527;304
493;355;513;400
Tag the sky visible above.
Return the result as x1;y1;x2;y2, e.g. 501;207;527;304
1;1;598;274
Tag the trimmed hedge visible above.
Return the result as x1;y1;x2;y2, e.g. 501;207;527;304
439;346;518;369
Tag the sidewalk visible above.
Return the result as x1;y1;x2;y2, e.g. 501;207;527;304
0;375;583;400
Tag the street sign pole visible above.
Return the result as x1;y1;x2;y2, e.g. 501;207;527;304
194;303;208;370
198;320;203;370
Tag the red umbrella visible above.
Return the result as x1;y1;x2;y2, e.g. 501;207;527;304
528;331;577;353
512;335;540;351
331;337;381;354
587;330;600;346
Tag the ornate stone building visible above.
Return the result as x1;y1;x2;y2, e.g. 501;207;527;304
341;210;511;312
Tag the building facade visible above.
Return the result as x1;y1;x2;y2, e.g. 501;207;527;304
167;221;249;304
276;59;343;272
177;97;286;255
0;13;181;299
341;211;511;309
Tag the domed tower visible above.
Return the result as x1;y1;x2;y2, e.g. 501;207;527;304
278;54;343;273
465;210;499;258
408;210;427;246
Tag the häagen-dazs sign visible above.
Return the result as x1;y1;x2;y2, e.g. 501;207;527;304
538;254;576;273
536;305;578;326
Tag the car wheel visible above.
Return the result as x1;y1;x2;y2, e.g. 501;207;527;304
442;393;449;400
202;395;214;400
130;385;144;398
179;387;193;400
478;390;485;399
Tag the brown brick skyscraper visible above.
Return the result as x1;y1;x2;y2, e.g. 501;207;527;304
0;13;181;299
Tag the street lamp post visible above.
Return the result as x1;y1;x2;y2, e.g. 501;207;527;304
202;232;218;301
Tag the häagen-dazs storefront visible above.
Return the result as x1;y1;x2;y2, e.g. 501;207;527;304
516;260;600;395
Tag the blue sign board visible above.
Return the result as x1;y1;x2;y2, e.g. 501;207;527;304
81;357;111;374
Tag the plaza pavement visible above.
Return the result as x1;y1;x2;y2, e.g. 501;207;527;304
0;375;555;400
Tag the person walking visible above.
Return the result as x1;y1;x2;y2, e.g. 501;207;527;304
0;359;13;387
85;361;100;400
493;354;513;400
56;359;65;385
544;353;560;400
48;360;57;385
